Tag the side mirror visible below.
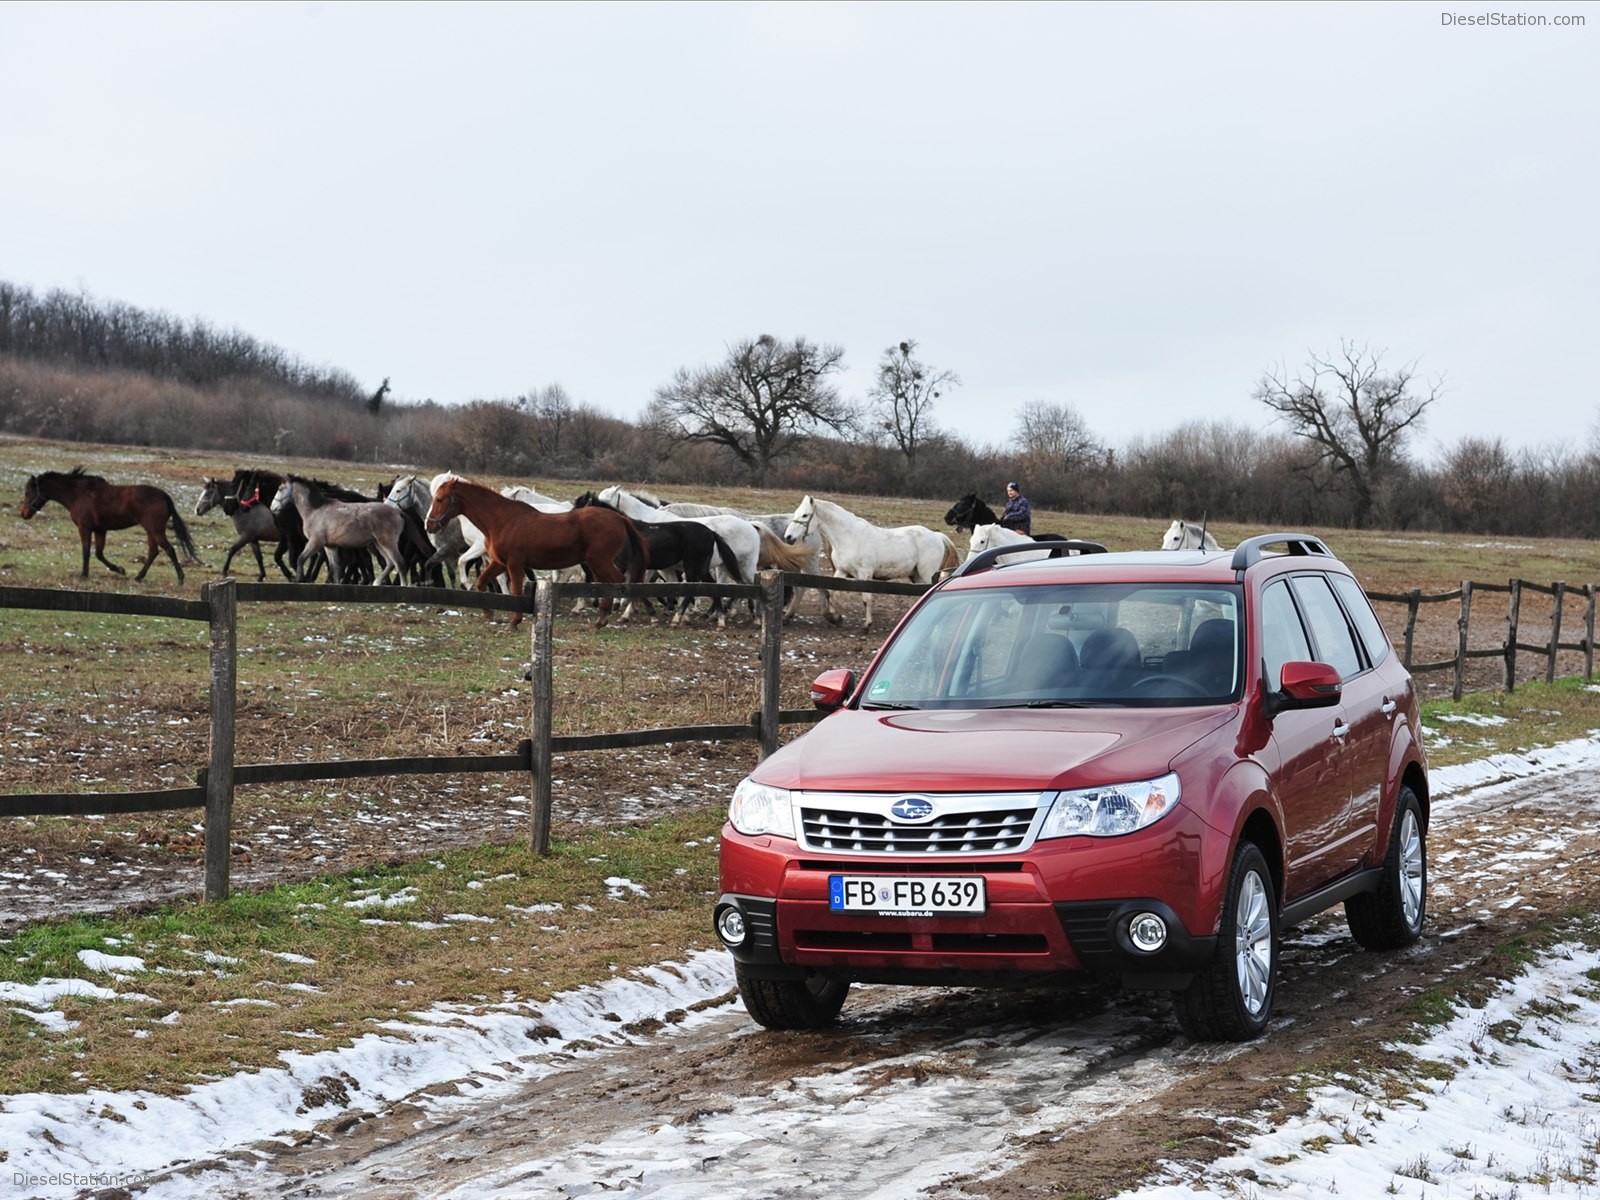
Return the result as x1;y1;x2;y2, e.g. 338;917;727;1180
1267;661;1342;716
810;669;856;713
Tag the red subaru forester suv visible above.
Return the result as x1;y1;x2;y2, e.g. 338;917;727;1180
715;533;1428;1040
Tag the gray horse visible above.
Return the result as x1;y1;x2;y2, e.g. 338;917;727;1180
271;476;409;585
196;472;295;581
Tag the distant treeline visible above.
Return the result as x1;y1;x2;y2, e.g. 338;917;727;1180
2;280;1598;539
0;281;364;402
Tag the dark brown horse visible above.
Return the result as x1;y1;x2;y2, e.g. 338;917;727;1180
21;467;200;583
425;474;648;628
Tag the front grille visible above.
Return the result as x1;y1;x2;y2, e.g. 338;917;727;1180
799;804;1040;854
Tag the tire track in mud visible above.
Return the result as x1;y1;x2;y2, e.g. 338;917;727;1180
126;773;1600;1200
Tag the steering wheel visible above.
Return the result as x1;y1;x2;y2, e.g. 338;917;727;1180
1127;673;1209;698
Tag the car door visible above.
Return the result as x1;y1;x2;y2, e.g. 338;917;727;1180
1328;571;1408;851
1259;578;1354;898
1289;572;1388;876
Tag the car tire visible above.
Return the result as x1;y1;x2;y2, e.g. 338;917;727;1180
735;964;849;1030
1345;785;1427;951
1173;841;1277;1041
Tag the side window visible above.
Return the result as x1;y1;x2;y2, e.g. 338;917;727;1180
1260;580;1312;684
1330;573;1392;667
1289;575;1364;679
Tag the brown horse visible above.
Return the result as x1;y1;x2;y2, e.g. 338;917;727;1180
425;474;648;628
21;467;200;583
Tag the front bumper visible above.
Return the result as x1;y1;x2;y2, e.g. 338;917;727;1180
715;807;1221;989
715;892;1215;988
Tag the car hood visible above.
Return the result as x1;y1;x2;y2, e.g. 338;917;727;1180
755;706;1237;793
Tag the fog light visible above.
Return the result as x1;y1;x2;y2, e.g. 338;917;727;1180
716;905;747;947
1128;912;1168;953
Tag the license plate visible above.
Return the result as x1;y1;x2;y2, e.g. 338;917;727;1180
828;875;987;915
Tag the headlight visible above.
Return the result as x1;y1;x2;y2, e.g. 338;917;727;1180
1039;773;1180;839
728;778;797;839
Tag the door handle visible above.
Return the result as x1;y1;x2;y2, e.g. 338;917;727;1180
1331;721;1350;741
1380;699;1397;715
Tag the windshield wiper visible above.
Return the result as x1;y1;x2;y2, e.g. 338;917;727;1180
995;699;1110;709
859;701;921;711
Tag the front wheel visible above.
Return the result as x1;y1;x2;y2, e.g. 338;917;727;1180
1173;841;1277;1041
1346;786;1427;950
735;964;849;1030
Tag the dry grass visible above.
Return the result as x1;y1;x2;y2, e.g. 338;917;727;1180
0;809;725;1096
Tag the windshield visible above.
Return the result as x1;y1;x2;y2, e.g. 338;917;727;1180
858;582;1244;709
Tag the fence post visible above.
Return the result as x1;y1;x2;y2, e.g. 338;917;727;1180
1549;581;1566;684
759;571;784;760
529;578;556;855
1402;589;1420;668
204;580;237;903
1505;579;1521;693
1587;584;1596;681
1454;580;1472;702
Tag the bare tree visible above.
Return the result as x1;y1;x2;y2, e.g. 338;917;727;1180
654;334;854;484
868;340;957;468
1255;340;1444;527
527;383;574;462
1016;400;1101;465
1009;400;1105;509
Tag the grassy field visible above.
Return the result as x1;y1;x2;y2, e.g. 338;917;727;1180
5;433;1600;1099
9;431;1600;592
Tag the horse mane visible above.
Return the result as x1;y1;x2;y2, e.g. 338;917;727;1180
284;473;371;508
45;466;109;486
944;492;999;531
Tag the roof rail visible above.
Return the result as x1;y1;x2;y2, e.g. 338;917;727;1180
1229;532;1333;573
946;538;1108;580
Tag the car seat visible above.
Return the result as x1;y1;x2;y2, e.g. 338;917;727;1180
1078;627;1142;692
1013;633;1080;692
1184;618;1237;695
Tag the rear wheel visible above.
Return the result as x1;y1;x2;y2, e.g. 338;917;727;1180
1173;841;1277;1041
1346;786;1427;950
735;964;849;1030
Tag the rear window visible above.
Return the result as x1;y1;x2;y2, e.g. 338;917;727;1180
1288;574;1363;679
1330;573;1392;666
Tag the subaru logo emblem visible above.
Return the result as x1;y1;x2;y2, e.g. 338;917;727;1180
889;796;935;822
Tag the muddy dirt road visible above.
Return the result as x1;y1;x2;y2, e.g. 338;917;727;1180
119;766;1600;1200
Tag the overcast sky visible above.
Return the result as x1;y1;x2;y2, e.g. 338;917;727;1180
2;1;1593;463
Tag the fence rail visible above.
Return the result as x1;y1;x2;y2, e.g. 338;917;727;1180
3;570;1595;903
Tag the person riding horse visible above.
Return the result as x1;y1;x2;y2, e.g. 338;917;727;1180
999;481;1032;537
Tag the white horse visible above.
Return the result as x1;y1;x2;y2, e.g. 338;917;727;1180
662;500;836;623
596;486;763;628
966;523;1053;564
784;495;957;629
1162;519;1223;551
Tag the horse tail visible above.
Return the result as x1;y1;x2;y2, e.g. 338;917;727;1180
712;530;746;584
938;533;960;573
619;515;650;583
167;498;202;563
755;526;809;574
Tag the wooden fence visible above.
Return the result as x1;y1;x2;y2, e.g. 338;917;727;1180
1365;580;1596;700
0;571;925;901
2;572;1594;903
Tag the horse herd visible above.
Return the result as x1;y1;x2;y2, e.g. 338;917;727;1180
17;467;1222;630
